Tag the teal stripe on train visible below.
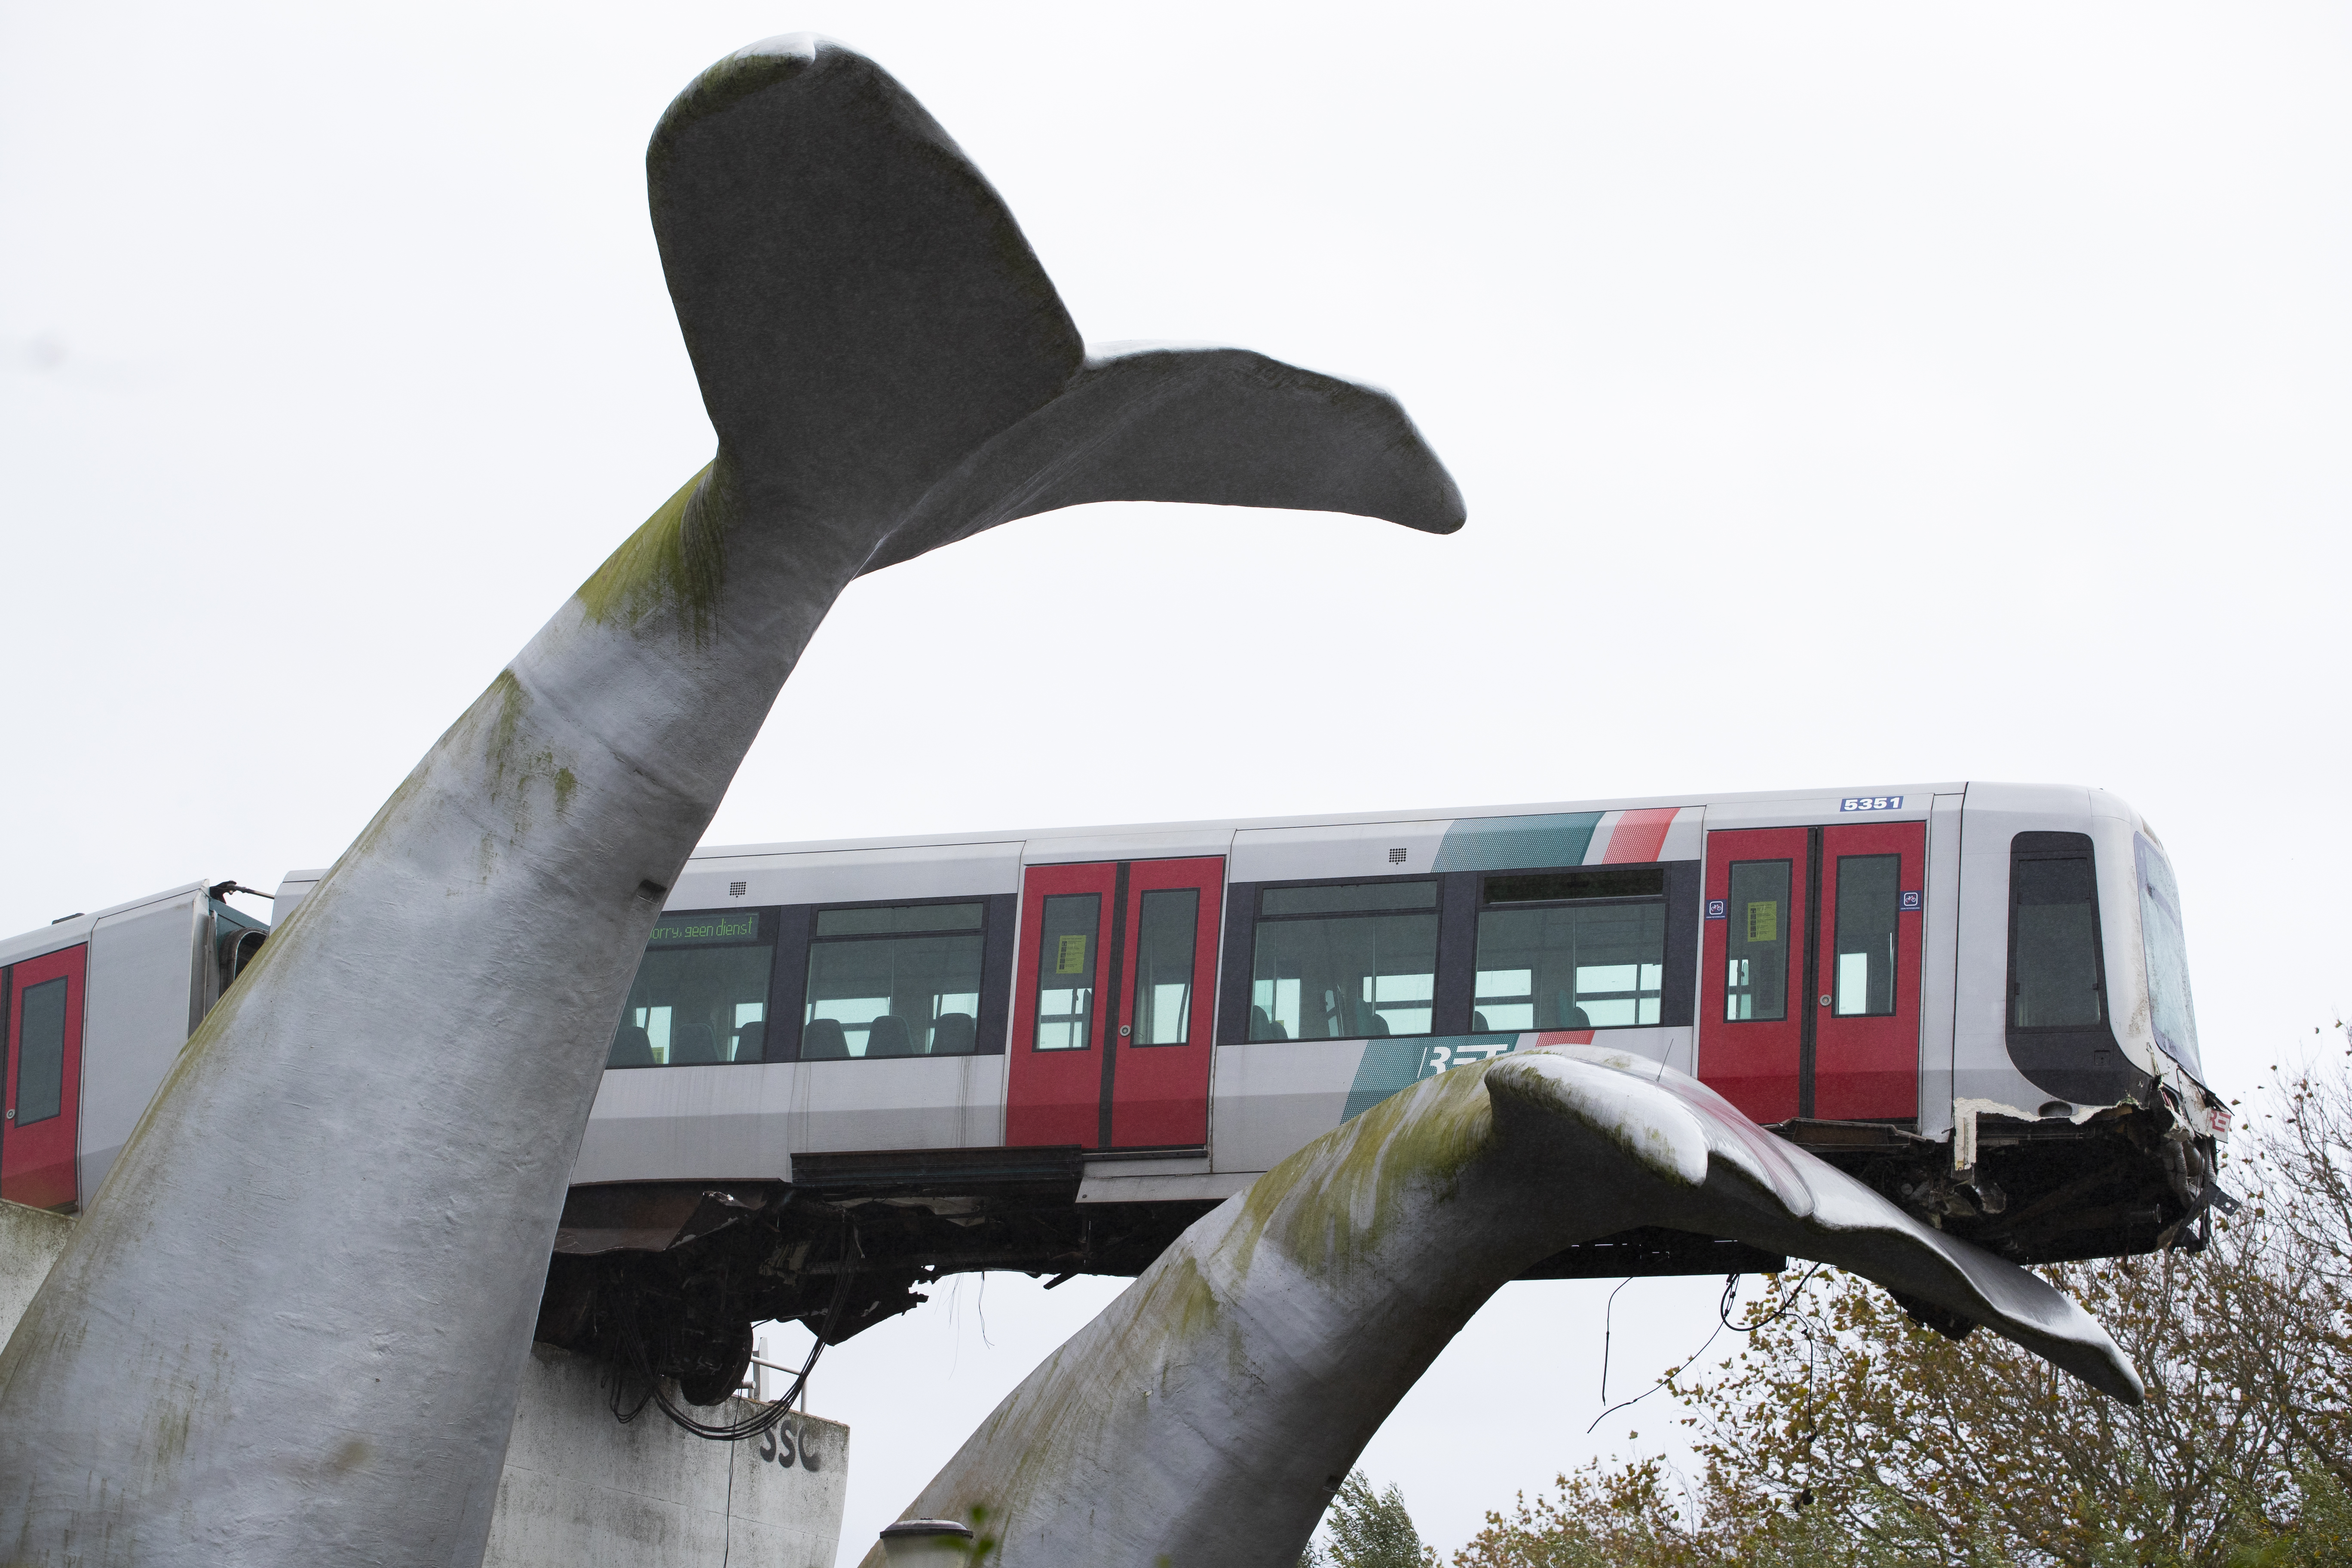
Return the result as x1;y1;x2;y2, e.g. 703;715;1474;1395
1341;1034;1520;1123
1430;812;1603;873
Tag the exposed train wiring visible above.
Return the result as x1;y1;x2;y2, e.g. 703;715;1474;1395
1587;1277;1730;1434
609;1214;856;1442
1586;1265;1825;1436
1598;1277;1632;1404
1724;1263;1822;1334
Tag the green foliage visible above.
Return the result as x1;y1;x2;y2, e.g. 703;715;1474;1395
1305;1469;1439;1568
1455;1041;2352;1568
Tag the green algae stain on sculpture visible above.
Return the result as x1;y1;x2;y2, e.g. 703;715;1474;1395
481;672;584;842
1234;1060;1498;1282
575;461;730;641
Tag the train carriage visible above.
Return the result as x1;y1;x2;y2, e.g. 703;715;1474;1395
1;779;2225;1400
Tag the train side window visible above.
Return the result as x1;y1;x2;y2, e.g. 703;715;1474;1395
1724;861;1792;1022
1249;880;1439;1041
805;902;988;1059
2008;835;2104;1029
1473;869;1666;1030
14;977;68;1125
1032;894;1101;1050
1830;854;1900;1017
608;910;778;1067
1131;888;1199;1046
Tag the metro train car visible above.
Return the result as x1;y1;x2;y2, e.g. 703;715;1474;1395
0;882;266;1213
296;778;2227;1392
2;781;2225;1402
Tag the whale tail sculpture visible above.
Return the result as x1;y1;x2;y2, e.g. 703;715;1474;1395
0;37;1460;1568
876;1045;2143;1568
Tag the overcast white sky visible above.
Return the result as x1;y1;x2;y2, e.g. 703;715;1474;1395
4;3;2347;1560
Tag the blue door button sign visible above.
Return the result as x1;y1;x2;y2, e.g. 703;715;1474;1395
1900;890;1922;911
1705;898;1728;920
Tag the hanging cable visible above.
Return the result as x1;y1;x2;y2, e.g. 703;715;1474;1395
1583;1264;1826;1436
609;1213;857;1442
1721;1262;1822;1333
1587;1273;1734;1434
1598;1277;1632;1404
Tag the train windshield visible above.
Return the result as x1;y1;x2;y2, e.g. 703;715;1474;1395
2133;834;2204;1081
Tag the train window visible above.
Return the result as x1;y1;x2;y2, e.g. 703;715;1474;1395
1473;872;1665;1029
805;902;988;1058
1723;861;1792;1022
1830;854;1900;1017
608;910;777;1068
1130;888;1199;1045
2008;835;2104;1029
13;977;68;1125
1032;894;1101;1050
1249;881;1439;1040
2133;834;2204;1079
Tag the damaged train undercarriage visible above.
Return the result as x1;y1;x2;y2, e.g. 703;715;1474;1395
533;1099;2220;1409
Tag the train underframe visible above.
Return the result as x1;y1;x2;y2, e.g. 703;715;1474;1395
533;1103;2221;1411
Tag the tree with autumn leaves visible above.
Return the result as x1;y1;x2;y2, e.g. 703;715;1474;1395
1453;1040;2352;1568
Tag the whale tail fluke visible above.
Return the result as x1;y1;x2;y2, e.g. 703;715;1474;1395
650;40;1464;575
867;343;1466;573
1489;1049;2146;1404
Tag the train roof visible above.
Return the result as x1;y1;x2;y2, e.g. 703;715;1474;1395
0;881;218;968
680;779;1978;862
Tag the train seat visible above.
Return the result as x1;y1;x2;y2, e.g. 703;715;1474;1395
732;1020;766;1061
867;1015;916;1057
607;1025;655;1067
930;1013;976;1055
802;1018;850;1059
1249;1004;1289;1041
668;1023;721;1064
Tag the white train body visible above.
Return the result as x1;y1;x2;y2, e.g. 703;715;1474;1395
0;885;264;1212
3;779;2221;1346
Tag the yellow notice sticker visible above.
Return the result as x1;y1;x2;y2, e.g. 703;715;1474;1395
1055;934;1088;975
1744;901;1779;943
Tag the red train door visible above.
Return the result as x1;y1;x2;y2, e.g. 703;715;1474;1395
3;944;86;1210
1699;828;1811;1123
1700;823;1924;1124
1812;821;1926;1121
1006;858;1224;1150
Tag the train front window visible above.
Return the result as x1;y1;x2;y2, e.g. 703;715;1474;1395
2134;833;2204;1079
1250;881;1438;1040
2008;834;2104;1029
1473;869;1666;1030
1724;861;1792;1021
608;910;777;1067
1831;854;1899;1017
805;902;987;1058
1032;894;1100;1050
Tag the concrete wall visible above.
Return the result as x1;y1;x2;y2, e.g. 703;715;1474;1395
489;1344;847;1568
0;1202;847;1568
